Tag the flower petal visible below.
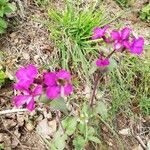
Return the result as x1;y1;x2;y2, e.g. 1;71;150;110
46;86;60;99
44;72;57;86
121;27;131;40
33;85;43;96
26;98;35;111
96;58;110;67
14;95;30;108
111;30;120;40
64;83;73;96
26;64;38;79
114;42;122;50
57;69;71;80
130;37;144;55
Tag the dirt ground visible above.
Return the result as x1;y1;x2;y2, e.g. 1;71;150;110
0;0;149;150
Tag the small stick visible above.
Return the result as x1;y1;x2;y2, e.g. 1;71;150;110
56;110;65;133
0;108;27;115
135;135;147;150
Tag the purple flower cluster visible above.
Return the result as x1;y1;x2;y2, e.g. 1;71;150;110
14;65;73;111
92;26;144;67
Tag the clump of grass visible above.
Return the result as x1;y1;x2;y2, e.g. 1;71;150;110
48;1;109;79
108;53;150;116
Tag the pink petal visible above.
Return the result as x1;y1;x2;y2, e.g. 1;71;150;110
57;69;71;80
111;30;120;40
33;85;43;96
64;83;73;96
130;37;144;55
14;95;31;108
123;41;131;49
96;58;110;67
26;64;38;79
121;27;131;40
46;86;60;99
114;42;122;50
26;98;35;111
14;79;33;90
44;72;57;86
15;68;27;80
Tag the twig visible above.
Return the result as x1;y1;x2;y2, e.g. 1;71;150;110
135;135;147;150
56;110;65;133
0;108;27;115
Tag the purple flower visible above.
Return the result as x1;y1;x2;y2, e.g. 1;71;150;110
130;37;144;55
111;27;131;50
14;64;38;90
44;69;73;99
96;58;110;67
14;85;42;111
92;25;108;40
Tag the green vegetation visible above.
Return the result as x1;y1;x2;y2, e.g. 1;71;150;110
48;1;109;79
115;0;134;7
0;0;16;33
140;3;150;22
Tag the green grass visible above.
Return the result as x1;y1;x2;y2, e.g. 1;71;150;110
47;1;110;79
115;0;134;7
108;53;150;116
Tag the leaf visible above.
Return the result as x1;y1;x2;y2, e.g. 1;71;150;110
50;97;68;114
0;18;7;29
95;101;108;119
53;128;67;150
0;70;5;86
88;136;101;144
4;3;16;14
0;0;8;5
73;135;86;150
62;117;77;135
0;26;5;33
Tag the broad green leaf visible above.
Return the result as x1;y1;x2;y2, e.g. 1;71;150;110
0;8;4;17
62;117;77;135
88;136;101;144
0;26;5;33
0;18;7;29
50;97;68;114
95;101;108;119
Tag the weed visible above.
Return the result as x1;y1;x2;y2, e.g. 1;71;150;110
48;1;109;79
0;0;16;33
140;3;150;22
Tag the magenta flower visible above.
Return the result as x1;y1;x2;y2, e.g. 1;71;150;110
14;64;38;90
111;27;131;50
96;58;110;67
130;37;144;55
92;25;108;40
44;69;73;99
14;85;42;111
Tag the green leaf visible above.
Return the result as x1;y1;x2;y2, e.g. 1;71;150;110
0;0;8;5
95;101;108;119
4;3;16;14
0;26;5;33
88;136;101;144
73;135;86;150
0;8;4;17
53;129;67;150
62;117;77;135
0;18;7;29
50;97;68;114
0;70;5;86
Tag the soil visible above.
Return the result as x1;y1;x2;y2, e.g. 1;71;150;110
0;0;149;150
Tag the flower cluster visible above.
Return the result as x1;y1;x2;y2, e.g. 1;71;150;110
13;65;73;111
92;26;144;67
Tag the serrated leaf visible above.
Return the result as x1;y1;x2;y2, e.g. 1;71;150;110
88;136;101;143
95;101;108;119
50;97;68;114
62;117;77;135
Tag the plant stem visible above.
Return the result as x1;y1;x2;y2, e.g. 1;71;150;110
89;70;101;108
106;49;116;58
